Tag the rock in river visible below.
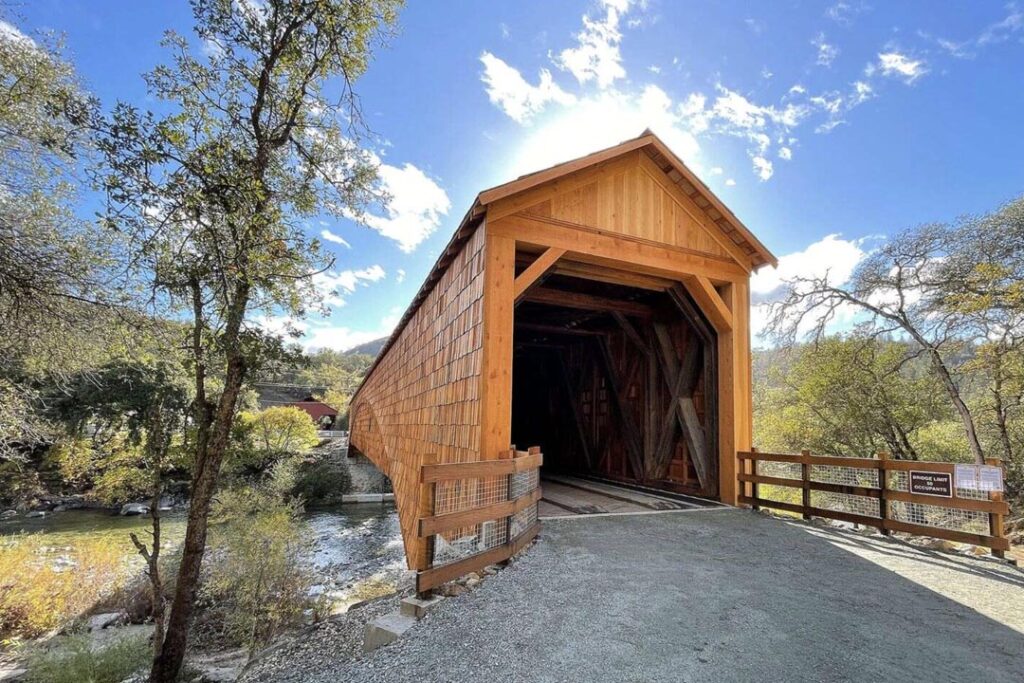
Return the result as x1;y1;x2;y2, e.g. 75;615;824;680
119;502;150;516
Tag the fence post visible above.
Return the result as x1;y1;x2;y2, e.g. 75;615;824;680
502;448;517;562
985;457;1006;560
800;449;811;520
877;450;890;536
749;447;759;510
417;453;438;597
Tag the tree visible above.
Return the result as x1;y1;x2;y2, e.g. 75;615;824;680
0;15;109;462
98;2;401;679
48;359;191;655
766;197;1024;466
250;406;319;453
753;338;959;459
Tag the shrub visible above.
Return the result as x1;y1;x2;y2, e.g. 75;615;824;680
202;486;317;651
25;633;150;683
293;456;351;505
229;406;320;474
0;534;126;640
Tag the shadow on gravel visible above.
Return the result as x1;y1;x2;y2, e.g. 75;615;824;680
249;509;1024;683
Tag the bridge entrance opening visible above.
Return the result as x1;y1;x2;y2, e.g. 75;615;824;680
511;262;720;502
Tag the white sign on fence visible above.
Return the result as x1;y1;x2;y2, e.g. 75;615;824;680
954;464;1004;493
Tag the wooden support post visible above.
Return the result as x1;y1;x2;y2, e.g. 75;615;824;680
417;453;437;597
749;447;759;511
877;451;891;536
800;449;811;520
986;457;1007;560
480;231;516;463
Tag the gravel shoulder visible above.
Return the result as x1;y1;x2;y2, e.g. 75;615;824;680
243;508;1024;683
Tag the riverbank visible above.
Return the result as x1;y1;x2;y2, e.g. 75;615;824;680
0;502;406;681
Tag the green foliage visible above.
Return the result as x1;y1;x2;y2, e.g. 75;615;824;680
25;633;150;683
249;406;320;454
754;338;960;460
229;406;320;475
44;360;193;503
203;485;316;650
293;455;352;505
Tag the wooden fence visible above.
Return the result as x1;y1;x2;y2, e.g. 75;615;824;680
415;447;543;593
738;449;1010;557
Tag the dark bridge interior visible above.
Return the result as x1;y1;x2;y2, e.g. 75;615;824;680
510;260;719;499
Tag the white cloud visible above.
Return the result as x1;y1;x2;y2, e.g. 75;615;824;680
396;268;406;284
312;264;386;307
253;314;308;340
480;52;577;123
361;162;450;253
744;18;765;35
725;178;736;186
875;51;928;83
320;228;351;248
554;0;635;88
826;2;868;25
0;19;34;47
709;166;724;176
978;6;1024;45
752;234;868;298
751;156;773;181
778;146;792;160
750;233;872;338
504;86;704;179
302;308;402;352
812;33;839;67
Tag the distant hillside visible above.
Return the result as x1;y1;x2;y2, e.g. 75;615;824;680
345;336;388;357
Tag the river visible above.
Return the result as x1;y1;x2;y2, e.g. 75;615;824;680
0;502;405;611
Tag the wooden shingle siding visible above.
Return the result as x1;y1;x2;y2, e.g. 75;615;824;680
350;227;487;569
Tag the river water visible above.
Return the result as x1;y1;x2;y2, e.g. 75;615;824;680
0;503;406;610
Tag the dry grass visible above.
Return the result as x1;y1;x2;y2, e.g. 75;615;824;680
0;534;127;641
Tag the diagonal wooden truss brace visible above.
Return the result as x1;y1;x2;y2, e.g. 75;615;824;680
513;247;566;303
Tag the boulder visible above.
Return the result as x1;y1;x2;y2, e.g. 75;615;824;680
0;510;16;519
119;503;150;516
26;510;47;519
88;611;127;631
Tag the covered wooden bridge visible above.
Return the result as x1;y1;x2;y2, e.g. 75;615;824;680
349;131;777;590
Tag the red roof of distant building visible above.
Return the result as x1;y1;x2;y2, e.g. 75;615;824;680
287;399;338;421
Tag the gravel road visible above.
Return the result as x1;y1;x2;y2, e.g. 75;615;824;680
244;508;1024;683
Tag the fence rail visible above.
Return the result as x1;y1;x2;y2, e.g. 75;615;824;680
738;449;1010;556
416;447;542;593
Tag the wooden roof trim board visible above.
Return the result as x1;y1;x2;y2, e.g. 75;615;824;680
351;130;774;402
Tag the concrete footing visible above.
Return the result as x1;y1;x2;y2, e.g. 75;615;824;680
399;594;444;619
363;613;416;653
343;493;396;504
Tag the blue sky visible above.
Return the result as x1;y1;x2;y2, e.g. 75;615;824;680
9;1;1024;348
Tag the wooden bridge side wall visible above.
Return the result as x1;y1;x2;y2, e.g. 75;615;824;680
349;227;488;570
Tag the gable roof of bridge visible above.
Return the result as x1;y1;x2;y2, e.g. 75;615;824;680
352;130;775;399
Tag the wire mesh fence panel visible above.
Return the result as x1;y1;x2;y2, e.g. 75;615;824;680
890;500;990;535
740;451;1007;553
510;504;538;538
433;519;509;566
811;464;879;489
510;468;539;499
433;475;508;516
427;456;541;568
757;461;802;480
810;490;881;518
